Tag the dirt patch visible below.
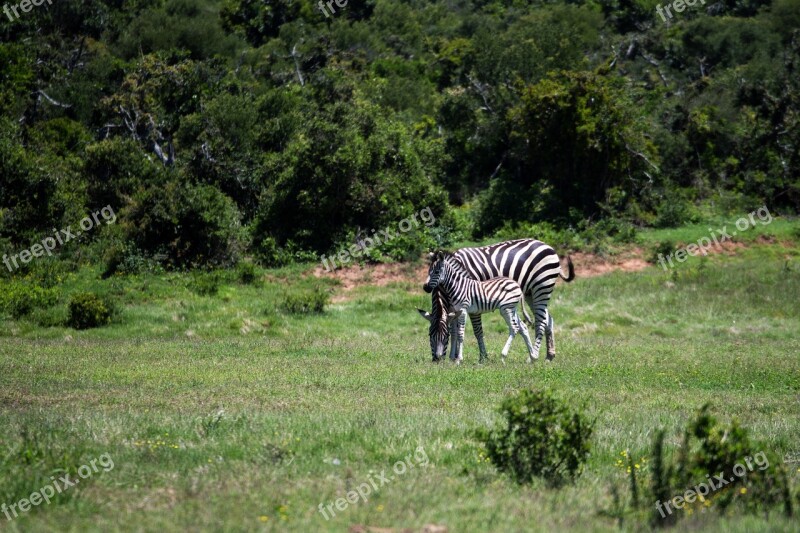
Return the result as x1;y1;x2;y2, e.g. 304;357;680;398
313;262;427;302
314;237;776;300
567;248;650;278
314;252;651;302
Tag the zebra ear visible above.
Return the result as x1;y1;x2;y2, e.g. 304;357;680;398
417;308;433;322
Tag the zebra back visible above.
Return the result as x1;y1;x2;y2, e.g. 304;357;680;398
454;239;563;295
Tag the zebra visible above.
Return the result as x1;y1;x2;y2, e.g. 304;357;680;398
416;287;453;362
422;239;574;362
424;251;536;363
417;287;489;362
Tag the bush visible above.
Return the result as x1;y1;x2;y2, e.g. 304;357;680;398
102;240;153;277
188;271;223;296
281;286;329;315
235;261;261;285
477;389;594;487
0;282;59;319
650;240;677;265
67;292;114;329
645;405;793;527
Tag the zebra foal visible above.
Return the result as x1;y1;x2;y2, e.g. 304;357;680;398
417;287;489;362
424;251;535;363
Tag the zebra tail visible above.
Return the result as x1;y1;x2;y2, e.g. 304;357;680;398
520;295;535;326
559;255;575;282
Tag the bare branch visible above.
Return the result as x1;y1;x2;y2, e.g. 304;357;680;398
291;43;305;87
36;90;71;108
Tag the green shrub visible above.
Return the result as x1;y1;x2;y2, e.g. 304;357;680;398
0;282;59;319
103;241;152;277
477;389;594;487
188;271;223;296
651;240;677;265
646;405;792;526
281;286;329;315
67;292;114;329
654;193;700;228
235;261;261;285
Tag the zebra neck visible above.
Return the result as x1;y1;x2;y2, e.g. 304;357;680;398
440;264;475;302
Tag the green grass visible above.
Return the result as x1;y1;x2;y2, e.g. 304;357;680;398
1;238;799;531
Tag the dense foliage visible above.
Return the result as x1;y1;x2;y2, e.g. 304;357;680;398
1;0;798;269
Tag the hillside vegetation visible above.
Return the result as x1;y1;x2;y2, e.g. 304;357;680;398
1;0;799;270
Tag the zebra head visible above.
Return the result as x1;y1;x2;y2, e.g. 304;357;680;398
416;287;452;362
423;251;454;293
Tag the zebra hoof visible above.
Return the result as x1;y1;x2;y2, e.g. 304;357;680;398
546;353;555;361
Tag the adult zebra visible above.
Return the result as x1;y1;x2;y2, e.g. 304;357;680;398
422;239;574;362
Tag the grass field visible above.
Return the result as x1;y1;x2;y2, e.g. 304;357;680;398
1;226;800;532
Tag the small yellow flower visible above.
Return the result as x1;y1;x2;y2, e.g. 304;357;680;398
739;487;747;495
376;504;384;512
634;464;640;469
258;516;269;522
704;500;711;507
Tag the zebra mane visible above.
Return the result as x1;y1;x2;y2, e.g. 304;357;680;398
433;250;472;278
430;288;450;330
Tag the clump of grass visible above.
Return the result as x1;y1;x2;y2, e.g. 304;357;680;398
281;285;329;315
188;271;223;296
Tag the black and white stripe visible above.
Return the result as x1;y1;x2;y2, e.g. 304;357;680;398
423;239;574;361
424;252;535;363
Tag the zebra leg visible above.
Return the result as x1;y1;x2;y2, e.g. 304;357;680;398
454;312;467;364
527;302;547;362
448;317;459;361
469;313;488;363
545;310;556;361
500;307;519;364
515;309;536;360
